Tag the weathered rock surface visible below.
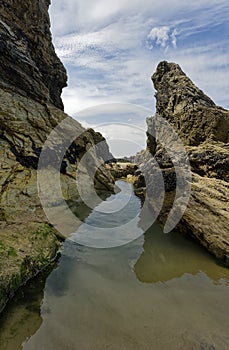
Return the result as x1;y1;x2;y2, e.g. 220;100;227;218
0;0;67;110
136;61;229;263
0;1;114;311
152;61;229;146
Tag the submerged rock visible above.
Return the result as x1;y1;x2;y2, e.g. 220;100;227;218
137;61;229;263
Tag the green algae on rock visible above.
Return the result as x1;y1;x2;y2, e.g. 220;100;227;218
0;223;60;312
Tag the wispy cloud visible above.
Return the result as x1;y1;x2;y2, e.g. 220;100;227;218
49;0;229;118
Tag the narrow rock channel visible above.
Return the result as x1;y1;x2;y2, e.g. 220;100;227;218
0;181;228;350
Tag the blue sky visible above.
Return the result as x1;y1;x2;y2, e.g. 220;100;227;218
49;0;229;156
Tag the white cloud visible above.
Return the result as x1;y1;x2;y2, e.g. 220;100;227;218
70;103;148;156
147;26;170;48
147;26;178;49
49;0;229;119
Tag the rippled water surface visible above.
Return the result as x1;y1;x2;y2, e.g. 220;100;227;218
0;181;228;350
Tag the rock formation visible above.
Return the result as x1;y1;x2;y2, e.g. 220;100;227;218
0;0;114;311
0;0;67;110
136;61;229;264
152;61;228;146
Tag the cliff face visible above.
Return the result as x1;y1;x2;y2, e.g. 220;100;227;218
0;1;114;311
0;0;67;109
137;61;229;263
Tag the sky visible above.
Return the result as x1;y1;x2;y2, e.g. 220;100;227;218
49;0;229;156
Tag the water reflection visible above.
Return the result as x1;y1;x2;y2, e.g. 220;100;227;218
0;264;56;350
0;181;228;350
134;225;229;284
23;232;229;350
69;180;143;248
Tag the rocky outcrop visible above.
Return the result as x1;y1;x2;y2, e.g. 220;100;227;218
136;61;229;264
106;162;146;195
107;162;138;179
0;1;114;311
152;61;229;146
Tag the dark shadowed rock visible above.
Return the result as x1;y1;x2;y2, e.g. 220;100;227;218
0;0;67;110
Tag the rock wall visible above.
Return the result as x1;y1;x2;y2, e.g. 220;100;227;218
137;61;229;264
0;0;67;109
0;0;114;311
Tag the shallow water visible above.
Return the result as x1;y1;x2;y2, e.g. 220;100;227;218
0;181;228;350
